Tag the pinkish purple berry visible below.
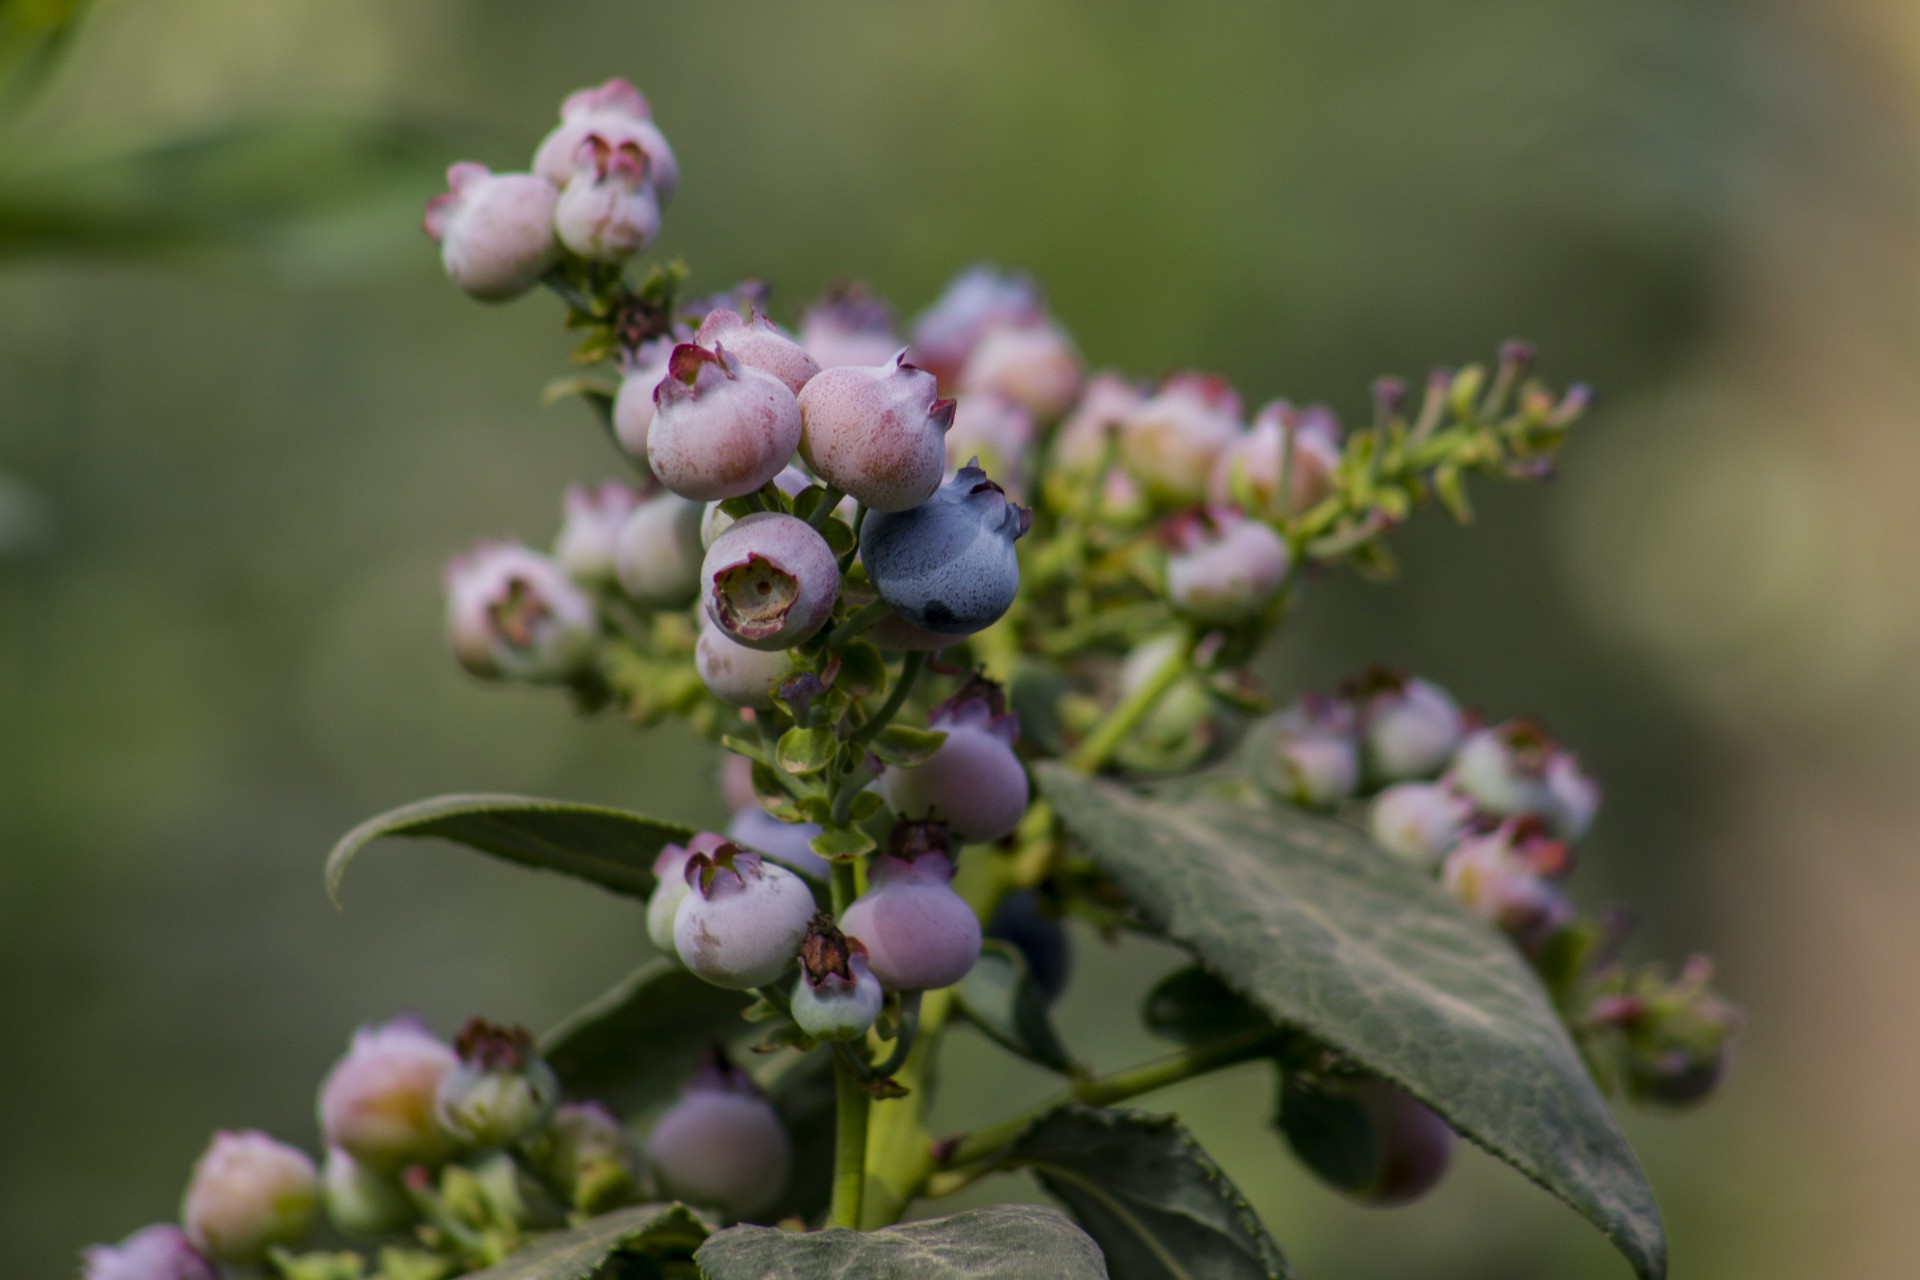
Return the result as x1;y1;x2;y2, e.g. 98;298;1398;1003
82;1225;216;1280
1163;507;1291;622
798;286;901;370
909;265;1045;386
697;620;795;709
1209;401;1341;517
1255;694;1360;810
1367;781;1472;868
701;465;812;547
673;844;816;989
532;79;678;205
445;543;597;683
647;1055;790;1218
1120;373;1246;507
180;1131;318;1263
614;490;706;608
875;680;1029;842
555;481;646;586
958;318;1082;421
612;336;677;465
798;353;955;512
695;307;821;395
555;134;662;262
647;343;803;502
424;163;560;302
1440;819;1573;946
790;914;884;1041
700;512;839;651
837;834;982;992
317;1015;461;1170
1349;668;1464;784
944;391;1037;484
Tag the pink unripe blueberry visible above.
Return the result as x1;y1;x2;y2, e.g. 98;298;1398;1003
860;462;1030;636
700;512;838;651
1547;751;1601;841
613;336;677;465
695;308;821;396
524;1101;643;1214
673;844;817;989
875;678;1029;842
798;352;955;512
909;265;1045;386
1209;402;1342;517
532;79;678;205
321;1147;414;1240
435;1020;561;1150
648;343;803;503
82;1225;216;1280
1163;507;1291;623
647;1055;790;1218
1450;720;1558;819
317;1014;461;1170
614;490;705;609
959;319;1082;421
697;620;795;709
838;832;982;992
555;481;646;586
1256;694;1361;810
1367;781;1473;868
1120;373;1246;506
180;1131;318;1263
1441;820;1573;946
647;833;728;957
701;465;811;548
798;286;901;370
726;806;828;879
423;163;560;302
1279;1076;1454;1207
944;391;1037;485
790;914;885;1041
445;542;597;683
1349;668;1465;784
555;134;663;262
1053;372;1147;476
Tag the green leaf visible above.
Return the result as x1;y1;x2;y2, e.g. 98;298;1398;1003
326;794;692;906
541;960;755;1114
956;940;1077;1074
777;726;841;776
460;1202;709;1279
759;1047;838;1225
832;641;888;699
809;825;876;860
1003;1106;1295;1280
1037;764;1667;1280
694;1204;1108;1279
1142;966;1271;1047
868;724;948;768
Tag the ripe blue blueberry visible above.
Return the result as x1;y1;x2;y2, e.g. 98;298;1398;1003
672;843;816;989
647;1054;791;1219
859;461;1030;636
789;914;884;1042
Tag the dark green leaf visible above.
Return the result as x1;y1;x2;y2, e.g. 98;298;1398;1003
832;642;887;699
694;1205;1108;1279
1003;1106;1293;1280
1142;966;1271;1047
541;960;754;1114
1036;764;1667;1280
461;1202;708;1279
868;724;948;768
759;1047;838;1225
326;794;692;905
956;940;1077;1073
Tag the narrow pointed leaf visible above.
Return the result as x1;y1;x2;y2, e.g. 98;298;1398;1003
1036;763;1666;1280
694;1204;1108;1279
460;1202;708;1279
326;793;693;905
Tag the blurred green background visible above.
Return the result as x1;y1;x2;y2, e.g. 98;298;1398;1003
4;0;1915;1275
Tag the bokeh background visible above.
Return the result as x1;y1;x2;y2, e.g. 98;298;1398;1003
3;1;1915;1275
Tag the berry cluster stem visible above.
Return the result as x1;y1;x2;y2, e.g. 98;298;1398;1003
1066;630;1195;774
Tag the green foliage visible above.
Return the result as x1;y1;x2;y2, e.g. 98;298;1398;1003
540;960;754;1115
1036;764;1667;1279
456;1203;709;1280
694;1205;1108;1279
954;940;1077;1074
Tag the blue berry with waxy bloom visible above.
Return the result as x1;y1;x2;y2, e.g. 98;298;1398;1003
701;511;840;651
435;1019;561;1150
1162;506;1291;623
1367;780;1473;869
798;350;955;511
423;163;559;302
838;822;983;992
321;1147;415;1240
860;461;1030;636
445;542;597;684
81;1225;216;1280
673;842;817;989
790;913;885;1042
532;78;678;205
555;133;662;262
695;307;821;396
875;675;1030;842
987;890;1072;1004
554;480;646;587
647;1051;792;1219
523;1101;644;1214
1278;1074;1455;1207
179;1131;319;1264
317;1014;460;1171
1348;667;1465;785
614;489;705;609
647;342;803;503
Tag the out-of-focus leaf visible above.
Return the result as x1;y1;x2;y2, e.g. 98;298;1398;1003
694;1205;1108;1279
459;1202;708;1279
955;939;1076;1073
760;1044;837;1225
1141;965;1271;1047
326;793;692;905
541;959;753;1115
1036;763;1667;1280
0;0;91;103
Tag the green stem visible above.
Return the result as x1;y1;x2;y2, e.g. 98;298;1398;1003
848;651;926;750
1066;631;1193;774
809;487;847;530
829;1052;870;1229
822;597;895;650
870;990;923;1079
935;1023;1284;1171
831;859;859;916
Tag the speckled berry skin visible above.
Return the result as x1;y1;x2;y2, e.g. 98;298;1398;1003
554;134;662;262
648;344;803;502
554;481;646;586
612;336;677;465
82;1225;217;1280
180;1131;319;1264
696;621;795;709
860;462;1030;636
614;491;705;608
726;806;828;879
875;684;1029;842
1450;721;1558;820
445;542;597;683
1279;1076;1454;1207
909;265;1044;386
647;1066;791;1219
1367;781;1473;868
695;308;821;395
1119;373;1246;507
798;353;955;512
317;1014;460;1170
673;846;816;989
700;512;839;651
423;164;559;302
1354;671;1464;785
837;849;982;992
1163;507;1291;623
532;78;678;205
321;1148;414;1240
958;319;1082;420
1209;401;1341;517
